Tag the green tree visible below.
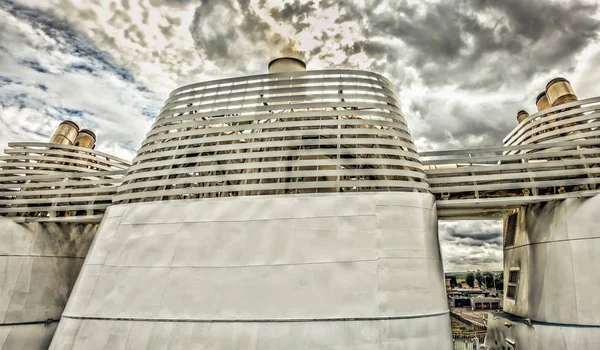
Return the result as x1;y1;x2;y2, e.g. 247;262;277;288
475;272;483;288
483;272;494;288
449;276;457;288
466;272;475;288
495;272;504;291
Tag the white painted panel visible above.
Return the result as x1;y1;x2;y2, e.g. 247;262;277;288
85;266;170;318
172;221;376;267
51;316;453;350
571;239;600;325
86;217;122;265
105;223;182;266
55;193;449;348
158;261;379;320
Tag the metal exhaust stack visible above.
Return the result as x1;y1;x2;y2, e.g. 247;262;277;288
50;121;79;145
535;91;551;112
268;57;306;73
74;129;97;149
546;77;579;132
546;77;577;107
517;110;529;124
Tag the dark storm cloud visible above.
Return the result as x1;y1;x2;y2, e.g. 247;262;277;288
320;0;599;149
413;97;521;149
438;220;503;271
347;40;400;62
355;0;598;89
469;0;599;42
189;1;236;60
445;255;500;267
158;15;183;38
332;0;364;24
369;2;464;64
189;0;304;70
270;0;316;33
440;221;503;247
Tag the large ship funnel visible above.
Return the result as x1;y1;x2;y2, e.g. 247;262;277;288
546;77;577;106
535;91;551;112
49;120;79;145
535;91;554;132
268;57;306;73
546;77;580;131
516;110;529;124
74;129;97;149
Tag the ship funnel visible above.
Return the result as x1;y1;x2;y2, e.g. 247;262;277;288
50;120;79;145
268;57;306;73
535;91;551;112
517;110;529;124
74;129;96;149
546;77;577;107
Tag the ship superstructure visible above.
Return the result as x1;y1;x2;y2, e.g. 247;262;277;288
1;59;600;349
0;122;129;349
48;58;452;349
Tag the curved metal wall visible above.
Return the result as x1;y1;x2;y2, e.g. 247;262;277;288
115;69;428;203
51;192;452;349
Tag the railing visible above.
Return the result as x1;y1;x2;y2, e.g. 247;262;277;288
115;69;428;204
503;96;600;147
452;332;487;350
422;138;600;219
4;89;599;221
0;142;130;223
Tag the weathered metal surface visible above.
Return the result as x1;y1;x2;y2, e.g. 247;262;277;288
484;194;600;349
535;91;551;112
546;77;577;107
49;121;79;146
0;323;58;350
73;130;96;149
503;195;600;325
268;57;307;73
51;192;452;349
485;311;600;350
0;218;97;349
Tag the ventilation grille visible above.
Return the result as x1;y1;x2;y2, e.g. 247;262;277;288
504;213;518;247
506;268;520;300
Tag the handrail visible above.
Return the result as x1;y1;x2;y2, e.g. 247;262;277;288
422;138;600;218
0;143;130;223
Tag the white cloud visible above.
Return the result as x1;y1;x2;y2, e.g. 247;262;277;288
0;2;159;159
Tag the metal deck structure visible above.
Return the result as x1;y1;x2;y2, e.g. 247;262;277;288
0;142;130;223
1;96;599;222
424;96;600;219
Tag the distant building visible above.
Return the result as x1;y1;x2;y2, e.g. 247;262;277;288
470;297;501;311
451;297;472;308
451;288;491;298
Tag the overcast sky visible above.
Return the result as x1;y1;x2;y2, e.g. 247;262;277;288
2;0;600;272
